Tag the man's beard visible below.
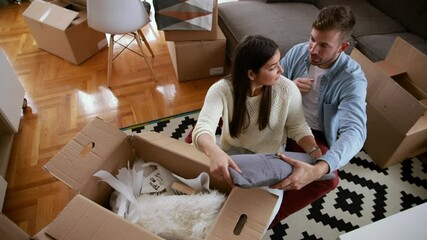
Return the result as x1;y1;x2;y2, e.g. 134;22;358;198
309;54;322;66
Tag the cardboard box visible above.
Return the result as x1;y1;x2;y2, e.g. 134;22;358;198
167;27;226;82
163;1;218;41
351;37;427;168
23;0;107;65
5;117;277;239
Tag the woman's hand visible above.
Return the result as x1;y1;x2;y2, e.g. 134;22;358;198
208;147;241;186
270;153;329;190
196;133;242;186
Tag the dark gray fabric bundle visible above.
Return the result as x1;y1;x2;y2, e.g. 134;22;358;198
229;152;336;188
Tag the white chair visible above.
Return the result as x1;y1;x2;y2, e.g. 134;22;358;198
87;0;155;87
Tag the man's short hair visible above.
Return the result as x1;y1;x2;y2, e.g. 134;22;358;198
312;5;356;41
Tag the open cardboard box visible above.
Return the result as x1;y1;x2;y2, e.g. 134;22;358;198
351;37;427;168
1;117;278;239
23;0;107;65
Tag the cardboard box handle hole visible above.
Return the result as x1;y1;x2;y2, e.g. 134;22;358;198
233;214;247;235
80;142;95;157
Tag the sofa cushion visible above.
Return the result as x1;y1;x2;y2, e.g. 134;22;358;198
356;33;427;61
219;1;319;58
315;0;405;38
368;0;427;40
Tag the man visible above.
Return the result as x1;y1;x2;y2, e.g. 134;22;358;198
270;5;367;227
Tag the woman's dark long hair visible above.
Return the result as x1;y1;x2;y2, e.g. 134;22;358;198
229;35;278;138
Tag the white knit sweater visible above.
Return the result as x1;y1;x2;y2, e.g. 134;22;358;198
192;76;313;153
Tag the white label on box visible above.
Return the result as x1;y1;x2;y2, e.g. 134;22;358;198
210;67;224;76
97;38;108;50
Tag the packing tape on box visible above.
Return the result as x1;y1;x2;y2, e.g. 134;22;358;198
39;7;53;22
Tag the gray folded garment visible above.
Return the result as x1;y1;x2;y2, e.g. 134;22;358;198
229;152;336;188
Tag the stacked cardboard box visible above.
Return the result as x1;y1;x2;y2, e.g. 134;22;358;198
1;118;278;239
164;0;226;82
351;37;427;168
22;0;107;65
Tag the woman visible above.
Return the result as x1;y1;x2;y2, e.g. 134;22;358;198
192;35;322;186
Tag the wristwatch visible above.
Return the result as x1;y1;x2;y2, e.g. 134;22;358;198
308;146;320;155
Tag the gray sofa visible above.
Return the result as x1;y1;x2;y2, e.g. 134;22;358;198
218;0;427;62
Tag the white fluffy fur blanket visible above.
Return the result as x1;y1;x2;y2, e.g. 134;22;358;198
133;191;225;240
95;161;225;240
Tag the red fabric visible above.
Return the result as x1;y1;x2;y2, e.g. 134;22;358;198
269;170;339;228
269;130;339;228
184;128;194;143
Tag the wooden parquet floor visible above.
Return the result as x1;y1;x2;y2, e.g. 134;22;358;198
0;1;224;236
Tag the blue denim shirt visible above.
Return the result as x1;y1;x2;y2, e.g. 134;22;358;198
280;42;367;172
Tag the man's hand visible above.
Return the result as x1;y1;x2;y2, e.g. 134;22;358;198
294;77;314;94
270;153;329;190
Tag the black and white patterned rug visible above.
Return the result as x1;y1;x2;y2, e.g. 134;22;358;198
121;110;427;240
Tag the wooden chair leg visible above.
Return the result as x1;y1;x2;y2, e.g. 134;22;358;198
137;29;154;57
107;34;115;87
135;31;156;80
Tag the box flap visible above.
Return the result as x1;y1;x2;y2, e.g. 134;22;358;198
375;61;406;77
0;213;29;240
33;226;57;240
352;48;426;132
384;37;427;94
23;0;78;31
371;79;426;132
206;188;278;240
351;49;388;101
44;117;127;192
45;195;162;240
